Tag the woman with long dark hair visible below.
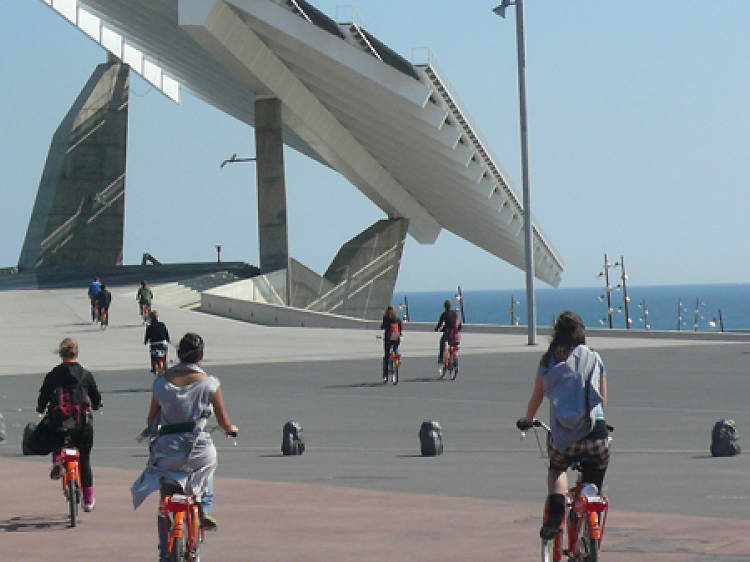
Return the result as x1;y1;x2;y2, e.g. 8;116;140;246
517;311;609;540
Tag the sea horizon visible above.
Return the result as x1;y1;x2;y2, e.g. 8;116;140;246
394;282;750;332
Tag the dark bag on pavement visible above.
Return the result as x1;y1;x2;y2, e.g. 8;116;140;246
281;420;305;456
419;420;443;456
711;418;741;457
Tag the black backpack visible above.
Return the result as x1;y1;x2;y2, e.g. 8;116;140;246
711;418;741;457
419;420;443;456
281;420;305;456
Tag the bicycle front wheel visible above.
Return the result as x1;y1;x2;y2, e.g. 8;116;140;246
66;480;78;527
540;538;553;562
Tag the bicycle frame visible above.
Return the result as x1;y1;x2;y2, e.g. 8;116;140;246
160;492;202;560
443;343;459;368
520;420;609;561
149;342;168;374
61;446;81;494
388;350;401;373
563;476;609;559
60;444;82;527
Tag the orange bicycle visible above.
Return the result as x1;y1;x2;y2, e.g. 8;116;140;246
140;303;151;324
141;426;238;561
439;341;459;380
376;335;400;385
160;487;202;562
59;440;83;527
149;341;169;375
519;420;610;562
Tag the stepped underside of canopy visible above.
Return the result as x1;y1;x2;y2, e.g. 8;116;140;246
42;0;564;286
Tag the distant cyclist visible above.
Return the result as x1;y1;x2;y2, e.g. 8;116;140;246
144;310;171;373
33;338;102;512
88;277;102;322
136;280;153;320
379;305;403;382
434;300;461;364
95;283;112;323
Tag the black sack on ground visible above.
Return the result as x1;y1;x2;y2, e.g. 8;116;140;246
281;420;305;456
711;418;741;457
419;420;443;456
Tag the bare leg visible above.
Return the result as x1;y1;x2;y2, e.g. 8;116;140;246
548;468;567;495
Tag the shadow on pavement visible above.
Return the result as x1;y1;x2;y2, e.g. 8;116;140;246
323;382;388;389
106;388;151;394
0;514;69;533
325;377;447;389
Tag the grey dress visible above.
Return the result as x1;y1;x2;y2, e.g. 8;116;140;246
131;364;220;509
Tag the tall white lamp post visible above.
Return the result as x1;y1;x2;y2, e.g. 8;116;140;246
493;0;536;345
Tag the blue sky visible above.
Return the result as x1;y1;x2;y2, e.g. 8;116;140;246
2;1;749;292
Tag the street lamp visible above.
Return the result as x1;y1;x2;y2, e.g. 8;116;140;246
455;286;466;324
508;295;521;326
398;295;410;322
493;0;536;345
676;298;689;331
693;298;706;331
219;153;257;168
597;253;619;329
637;299;651;330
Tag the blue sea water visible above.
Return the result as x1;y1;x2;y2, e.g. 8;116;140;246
394;284;750;332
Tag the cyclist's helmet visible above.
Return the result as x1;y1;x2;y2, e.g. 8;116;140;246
178;332;204;363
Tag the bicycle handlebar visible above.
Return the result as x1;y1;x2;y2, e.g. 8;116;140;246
516;418;551;436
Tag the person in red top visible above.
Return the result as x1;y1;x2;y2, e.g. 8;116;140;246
379;305;403;382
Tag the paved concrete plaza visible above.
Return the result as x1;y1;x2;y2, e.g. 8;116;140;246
1;287;749;560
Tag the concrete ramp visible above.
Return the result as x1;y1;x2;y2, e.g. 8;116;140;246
201;218;408;324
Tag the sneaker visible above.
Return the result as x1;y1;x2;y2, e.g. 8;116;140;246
83;500;95;512
539;521;562;540
50;463;62;480
201;513;218;531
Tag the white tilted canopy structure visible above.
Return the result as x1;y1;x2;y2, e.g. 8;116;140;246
41;0;564;286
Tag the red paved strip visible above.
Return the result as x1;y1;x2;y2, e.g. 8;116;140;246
1;457;748;561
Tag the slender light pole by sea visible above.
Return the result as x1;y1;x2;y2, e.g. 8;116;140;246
493;0;536;345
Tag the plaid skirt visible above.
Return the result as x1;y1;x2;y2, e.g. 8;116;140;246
547;435;609;471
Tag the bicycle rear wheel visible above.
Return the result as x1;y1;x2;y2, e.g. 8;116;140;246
188;504;202;561
392;360;399;385
577;517;598;562
66;480;78;527
169;518;187;562
450;358;458;380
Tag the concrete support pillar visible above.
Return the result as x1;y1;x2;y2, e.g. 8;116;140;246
254;97;290;304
